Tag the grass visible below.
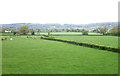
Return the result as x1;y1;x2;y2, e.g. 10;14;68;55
2;36;118;74
54;36;118;48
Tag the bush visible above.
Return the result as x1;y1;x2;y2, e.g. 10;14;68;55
13;32;16;35
31;31;35;35
82;30;88;35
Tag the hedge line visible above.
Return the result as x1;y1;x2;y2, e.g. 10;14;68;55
41;36;120;53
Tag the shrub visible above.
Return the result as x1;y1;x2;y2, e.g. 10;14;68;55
31;31;35;35
13;32;16;35
82;30;88;35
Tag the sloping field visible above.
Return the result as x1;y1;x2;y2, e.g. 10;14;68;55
54;36;118;48
2;36;118;74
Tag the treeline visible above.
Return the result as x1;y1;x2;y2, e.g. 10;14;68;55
92;26;120;36
1;25;120;36
1;26;38;36
82;26;120;36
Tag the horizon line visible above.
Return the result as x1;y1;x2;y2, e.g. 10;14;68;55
0;22;118;25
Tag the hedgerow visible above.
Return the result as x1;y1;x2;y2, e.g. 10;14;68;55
41;36;120;53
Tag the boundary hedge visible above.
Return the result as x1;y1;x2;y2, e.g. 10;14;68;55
41;36;120;53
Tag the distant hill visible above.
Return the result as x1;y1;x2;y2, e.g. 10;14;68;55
0;22;118;30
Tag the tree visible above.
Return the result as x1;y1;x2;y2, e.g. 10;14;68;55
55;29;59;32
97;27;108;35
31;29;35;35
77;29;80;32
48;31;51;36
82;30;88;35
16;31;20;36
81;29;85;32
110;26;120;36
66;29;70;32
50;30;53;32
93;29;97;32
37;29;40;35
62;29;65;32
13;31;17;35
31;31;35;35
11;29;17;35
19;26;29;35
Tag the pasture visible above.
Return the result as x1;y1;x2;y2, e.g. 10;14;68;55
32;32;103;36
54;36;118;48
2;36;118;74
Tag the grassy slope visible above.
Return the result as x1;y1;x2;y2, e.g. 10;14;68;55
2;36;118;74
54;36;118;48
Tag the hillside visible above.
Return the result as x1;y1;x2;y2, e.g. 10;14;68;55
0;22;118;30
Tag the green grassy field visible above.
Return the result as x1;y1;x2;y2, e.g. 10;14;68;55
2;36;118;74
54;36;118;48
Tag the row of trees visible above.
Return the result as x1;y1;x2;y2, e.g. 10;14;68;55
92;27;108;35
1;26;35;35
93;26;120;36
2;25;120;36
80;26;120;36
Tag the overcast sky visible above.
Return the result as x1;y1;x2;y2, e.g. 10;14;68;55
0;0;119;24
